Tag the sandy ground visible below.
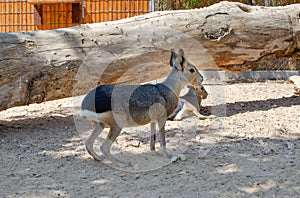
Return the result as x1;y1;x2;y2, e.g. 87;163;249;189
0;80;299;197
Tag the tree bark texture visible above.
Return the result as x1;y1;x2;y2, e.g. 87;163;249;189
0;1;300;111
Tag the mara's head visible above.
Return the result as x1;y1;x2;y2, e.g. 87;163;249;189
170;49;203;86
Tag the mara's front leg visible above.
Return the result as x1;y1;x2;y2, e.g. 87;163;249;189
157;119;172;159
150;122;156;151
192;106;206;120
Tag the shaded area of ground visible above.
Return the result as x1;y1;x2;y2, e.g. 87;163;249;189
0;81;299;197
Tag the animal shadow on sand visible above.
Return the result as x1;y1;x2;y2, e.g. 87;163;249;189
201;95;299;117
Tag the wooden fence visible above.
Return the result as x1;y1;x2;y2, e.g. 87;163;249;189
0;0;151;32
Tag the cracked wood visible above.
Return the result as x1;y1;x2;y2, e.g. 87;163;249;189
0;1;299;111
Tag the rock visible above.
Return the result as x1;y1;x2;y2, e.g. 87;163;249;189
6;173;15;177
32;173;42;178
198;151;208;159
262;146;273;155
171;156;178;163
133;164;139;171
129;140;140;147
258;140;265;145
135;174;140;180
195;135;202;140
286;141;295;150
284;154;290;159
179;154;187;161
239;133;246;138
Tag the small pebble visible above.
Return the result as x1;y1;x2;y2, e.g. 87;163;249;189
32;173;42;178
287;151;294;157
6;173;14;177
179;154;187;161
133;164;139;170
258;140;264;145
239;133;246;138
195;135;201;140
262;147;273;155
171;156;178;162
129;140;140;147
286;141;295;150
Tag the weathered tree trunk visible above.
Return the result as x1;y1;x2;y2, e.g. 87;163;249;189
0;1;300;111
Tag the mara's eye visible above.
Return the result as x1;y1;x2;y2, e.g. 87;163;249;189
189;68;195;73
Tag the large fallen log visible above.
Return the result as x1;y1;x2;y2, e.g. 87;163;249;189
0;1;300;111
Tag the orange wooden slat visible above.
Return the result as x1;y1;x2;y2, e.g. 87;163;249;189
6;1;9;32
96;0;99;22
28;0;81;4
44;5;50;30
25;2;29;31
121;0;126;19
8;1;11;32
13;1;16;32
30;4;36;31
67;3;72;27
21;1;26;31
25;1;30;31
108;0;113;21
102;0;106;22
49;4;54;29
0;2;3;32
27;2;33;31
16;1;20;32
63;3;67;27
98;0;103;22
86;0;92;23
92;0;96;23
51;4;55;29
116;0;120;20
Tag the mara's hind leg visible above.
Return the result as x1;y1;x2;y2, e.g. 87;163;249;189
86;121;105;161
173;103;188;121
150;122;156;151
100;125;132;167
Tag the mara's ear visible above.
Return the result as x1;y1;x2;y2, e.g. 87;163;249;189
170;49;184;71
178;49;185;71
179;48;184;57
170;49;177;68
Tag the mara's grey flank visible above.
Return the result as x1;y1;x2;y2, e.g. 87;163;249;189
169;84;208;121
80;49;204;166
